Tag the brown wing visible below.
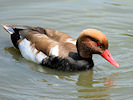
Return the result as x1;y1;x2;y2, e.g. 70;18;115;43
3;25;77;58
17;26;77;58
19;25;76;43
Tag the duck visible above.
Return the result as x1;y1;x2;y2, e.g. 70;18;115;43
2;24;119;71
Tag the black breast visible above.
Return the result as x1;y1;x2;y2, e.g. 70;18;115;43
41;52;94;71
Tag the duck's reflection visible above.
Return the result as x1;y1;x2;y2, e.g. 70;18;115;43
5;46;118;100
77;70;110;99
4;46;22;61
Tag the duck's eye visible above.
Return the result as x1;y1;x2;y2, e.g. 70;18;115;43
97;42;102;48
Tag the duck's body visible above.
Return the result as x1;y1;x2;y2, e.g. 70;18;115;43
2;24;119;71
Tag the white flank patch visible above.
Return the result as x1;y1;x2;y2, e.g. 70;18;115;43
3;25;14;34
49;45;59;56
66;38;76;45
18;39;47;63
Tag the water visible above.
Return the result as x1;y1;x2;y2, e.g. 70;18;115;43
0;0;133;99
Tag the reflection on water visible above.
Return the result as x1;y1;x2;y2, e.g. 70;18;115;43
4;46;118;99
122;34;133;37
77;70;110;99
77;71;118;99
4;47;22;61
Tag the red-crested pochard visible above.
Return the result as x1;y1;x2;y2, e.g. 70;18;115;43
2;24;119;71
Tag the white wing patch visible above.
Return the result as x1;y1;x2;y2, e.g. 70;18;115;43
18;39;47;63
49;45;59;56
66;38;76;45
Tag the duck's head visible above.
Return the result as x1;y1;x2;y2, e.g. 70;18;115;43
77;29;119;68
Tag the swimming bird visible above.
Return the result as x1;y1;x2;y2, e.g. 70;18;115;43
2;24;119;71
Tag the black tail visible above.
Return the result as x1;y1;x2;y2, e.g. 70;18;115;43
10;31;21;48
